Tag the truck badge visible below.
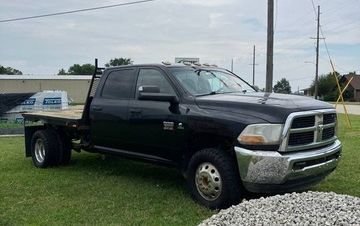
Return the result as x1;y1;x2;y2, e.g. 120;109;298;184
318;124;324;132
163;121;174;131
315;118;325;141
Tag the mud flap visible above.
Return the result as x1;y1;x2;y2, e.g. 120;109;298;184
24;125;44;157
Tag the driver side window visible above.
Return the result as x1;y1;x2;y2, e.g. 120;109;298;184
136;69;175;95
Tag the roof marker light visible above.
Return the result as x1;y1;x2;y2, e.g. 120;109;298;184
161;61;171;65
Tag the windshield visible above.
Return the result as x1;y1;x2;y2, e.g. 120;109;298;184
169;68;256;96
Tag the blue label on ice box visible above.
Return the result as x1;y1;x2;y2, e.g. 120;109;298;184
43;97;61;105
21;98;36;105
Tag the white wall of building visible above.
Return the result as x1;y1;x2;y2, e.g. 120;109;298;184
0;75;92;103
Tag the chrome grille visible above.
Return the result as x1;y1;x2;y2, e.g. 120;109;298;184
279;109;337;152
291;116;315;128
322;127;335;140
288;131;314;146
323;113;336;124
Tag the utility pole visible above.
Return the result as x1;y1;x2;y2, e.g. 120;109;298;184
231;58;234;72
314;5;320;99
249;45;258;86
266;0;274;92
310;5;324;99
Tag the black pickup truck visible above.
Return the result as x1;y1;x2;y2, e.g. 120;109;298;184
23;60;342;209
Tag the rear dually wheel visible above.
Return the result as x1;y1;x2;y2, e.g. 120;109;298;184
31;129;60;168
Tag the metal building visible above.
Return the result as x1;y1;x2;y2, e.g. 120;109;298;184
0;75;91;104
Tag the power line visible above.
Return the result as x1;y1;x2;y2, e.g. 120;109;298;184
310;0;317;17
289;76;313;82
310;0;334;67
317;0;360;30
0;0;155;23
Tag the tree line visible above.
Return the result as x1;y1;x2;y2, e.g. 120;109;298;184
272;72;348;101
0;58;131;76
58;58;132;75
0;65;22;75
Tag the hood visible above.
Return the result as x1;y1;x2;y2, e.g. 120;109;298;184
195;92;334;123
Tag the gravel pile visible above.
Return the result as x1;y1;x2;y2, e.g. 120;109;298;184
199;191;360;226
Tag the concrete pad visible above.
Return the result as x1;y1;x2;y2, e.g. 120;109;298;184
334;104;360;115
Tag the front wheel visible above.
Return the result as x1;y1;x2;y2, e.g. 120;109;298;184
187;148;242;209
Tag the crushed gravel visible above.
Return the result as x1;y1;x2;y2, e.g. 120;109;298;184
199;191;360;226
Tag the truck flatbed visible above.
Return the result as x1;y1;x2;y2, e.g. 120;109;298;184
22;105;84;127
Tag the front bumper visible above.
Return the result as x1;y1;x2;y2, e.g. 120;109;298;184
235;139;342;193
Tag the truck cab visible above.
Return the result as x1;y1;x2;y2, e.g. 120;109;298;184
89;65;186;164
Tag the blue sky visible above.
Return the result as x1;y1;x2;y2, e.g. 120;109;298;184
0;0;359;90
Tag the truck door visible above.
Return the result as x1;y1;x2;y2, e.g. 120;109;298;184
128;68;185;162
90;68;136;149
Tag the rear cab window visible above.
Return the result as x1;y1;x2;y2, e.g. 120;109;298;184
101;69;136;99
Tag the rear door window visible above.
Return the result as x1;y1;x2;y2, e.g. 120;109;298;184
101;69;136;99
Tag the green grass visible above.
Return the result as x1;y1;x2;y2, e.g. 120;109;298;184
0;122;23;129
0;141;213;226
312;114;360;196
0;114;359;225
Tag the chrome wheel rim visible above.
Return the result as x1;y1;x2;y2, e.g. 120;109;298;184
195;162;222;201
34;138;45;163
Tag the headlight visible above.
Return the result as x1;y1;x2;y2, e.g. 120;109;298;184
237;124;284;145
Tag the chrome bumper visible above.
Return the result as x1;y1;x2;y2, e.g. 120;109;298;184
235;139;342;193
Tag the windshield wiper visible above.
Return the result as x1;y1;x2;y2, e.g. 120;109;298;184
196;91;236;97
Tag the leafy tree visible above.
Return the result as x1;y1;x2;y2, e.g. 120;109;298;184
273;78;291;94
105;58;132;67
58;64;95;75
0;65;22;75
310;72;340;101
68;64;95;75
58;58;132;75
58;68;67;75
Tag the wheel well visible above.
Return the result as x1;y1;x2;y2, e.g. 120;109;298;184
25;124;75;158
182;133;237;171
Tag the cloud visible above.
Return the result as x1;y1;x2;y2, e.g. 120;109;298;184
0;0;359;90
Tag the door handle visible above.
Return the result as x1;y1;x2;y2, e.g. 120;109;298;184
93;106;103;111
130;109;142;113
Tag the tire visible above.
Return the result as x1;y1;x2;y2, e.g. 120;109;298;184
187;148;242;209
30;129;61;168
56;130;72;165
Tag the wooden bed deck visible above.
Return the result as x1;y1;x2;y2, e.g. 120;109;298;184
22;105;84;122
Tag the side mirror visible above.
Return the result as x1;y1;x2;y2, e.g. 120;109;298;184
138;86;179;104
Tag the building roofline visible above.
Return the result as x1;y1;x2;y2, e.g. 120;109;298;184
0;75;92;80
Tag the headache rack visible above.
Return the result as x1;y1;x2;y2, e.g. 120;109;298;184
279;109;337;152
81;58;104;124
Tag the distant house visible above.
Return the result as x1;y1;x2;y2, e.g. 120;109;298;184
339;72;360;101
302;87;313;97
